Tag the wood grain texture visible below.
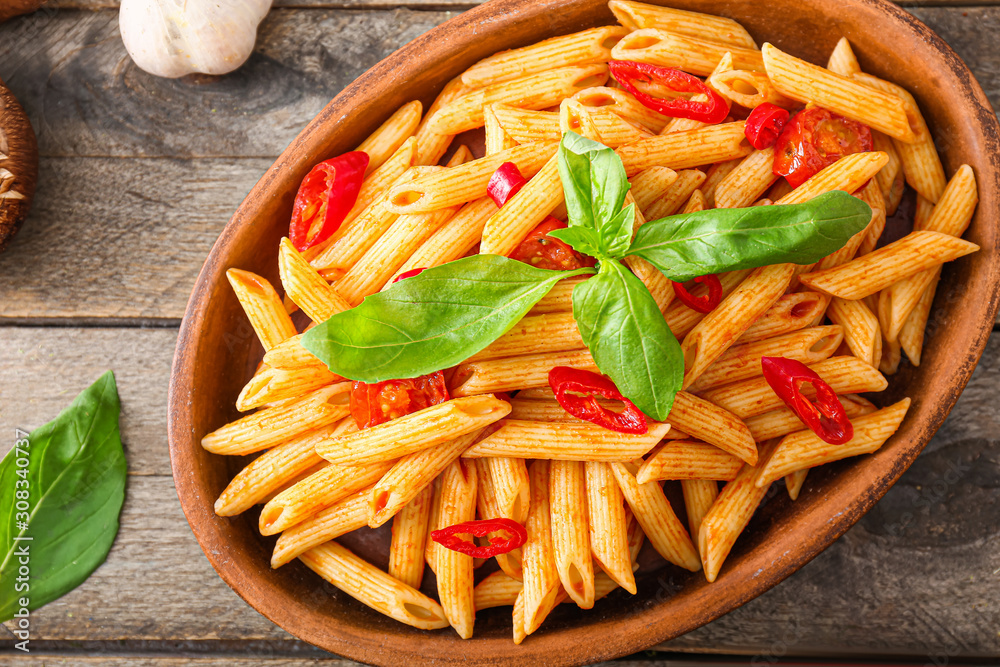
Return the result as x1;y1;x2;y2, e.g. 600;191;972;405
0;329;996;658
0;327;177;474
0;157;269;319
0;9;454;158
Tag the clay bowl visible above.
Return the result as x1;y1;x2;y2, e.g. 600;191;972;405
168;1;1000;664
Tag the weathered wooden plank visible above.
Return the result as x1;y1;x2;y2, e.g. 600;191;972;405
0;8;454;159
0;157;269;320
0;333;996;656
0;327;177;475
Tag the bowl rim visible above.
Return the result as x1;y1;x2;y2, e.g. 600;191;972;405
167;1;1000;664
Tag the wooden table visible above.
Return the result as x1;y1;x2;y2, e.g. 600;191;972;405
1;1;998;664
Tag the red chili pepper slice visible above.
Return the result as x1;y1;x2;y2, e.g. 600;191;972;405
289;151;369;252
431;518;527;558
391;267;427;284
760;357;854;445
672;274;723;313
744;103;791;150
508;218;596;271
772;107;873;189
349;371;449;429
487;162;528;207
548;366;648;434
608;60;729;124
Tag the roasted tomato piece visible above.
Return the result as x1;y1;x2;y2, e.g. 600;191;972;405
508;218;596;271
349;371;449;429
772;108;873;189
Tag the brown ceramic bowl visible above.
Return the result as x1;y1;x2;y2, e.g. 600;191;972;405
168;1;1000;664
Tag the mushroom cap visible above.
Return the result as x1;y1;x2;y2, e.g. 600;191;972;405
0;77;38;253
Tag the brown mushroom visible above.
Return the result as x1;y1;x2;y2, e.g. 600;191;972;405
0;1;46;24
0;77;38;253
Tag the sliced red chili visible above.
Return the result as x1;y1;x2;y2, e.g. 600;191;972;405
349;371;449;429
391;267;427;284
548;366;647;434
431;518;527;558
487;162;528;207
744;103;790;150
772;107;873;189
672;274;723;313
760;357;854;445
608;60;729;124
509;218;596;271
289;151;369;252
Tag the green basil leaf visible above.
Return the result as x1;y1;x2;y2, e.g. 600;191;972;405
558;132;630;246
302;255;595;382
547;225;604;258
626;190;873;282
573;260;683;421
0;370;126;623
600;203;635;258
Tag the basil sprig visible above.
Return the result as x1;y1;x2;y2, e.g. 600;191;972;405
303;132;872;420
0;371;126;622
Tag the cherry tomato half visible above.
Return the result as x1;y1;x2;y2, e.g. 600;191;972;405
508;218;596;271
772;108;873;189
349;371;449;429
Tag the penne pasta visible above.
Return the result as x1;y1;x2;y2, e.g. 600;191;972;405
616;121;752;176
474;570;525;610
585;461;635;594
226;269;297;351
462;26;627;88
528;276;587;315
277;238;351;324
665;268;754;339
462;420;670;461
681;479;718;549
629;166;681;213
714;147;779;209
776;152;888;206
451;349;598;396
271;487;370;567
609;460;700;571
357;100;422;176
549;460;595;608
299;542;449;630
687;325;843;392
666;391;757;465
738;292;831;343
682;263;797;388
435;460;478;639
315;395;510;466
756;399;911;487
388;483;434;590
853;72;946;203
521;460;562;636
572;85;671;133
368;430;482;528
413;75;466;166
816;178;886;271
480;150;563;257
827;297;882;368
261;333;324;371
700;158;742;208
484;104;518;155
826;37;860;77
214;420;344;517
388;143;555;215
785;469;809;501
201;382;351;456
427;64;610;136
609;1;757;49
642;169;706;220
636;440;746;483
744;394;876;443
612;29;764;77
698;440;779;582
761;43;916;142
709;69;794;110
235;363;341;412
798;231;979;301
391;197;498;280
258;458;391;536
701;356;888;419
474;457;525;580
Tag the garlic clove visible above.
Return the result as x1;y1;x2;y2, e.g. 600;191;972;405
119;0;273;79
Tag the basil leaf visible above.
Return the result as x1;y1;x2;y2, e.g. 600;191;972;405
600;203;635;258
0;371;126;622
573;260;683;421
303;255;595;382
547;225;603;258
626;191;873;282
558;132;631;249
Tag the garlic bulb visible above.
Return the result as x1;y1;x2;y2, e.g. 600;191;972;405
119;0;273;79
0;79;38;252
